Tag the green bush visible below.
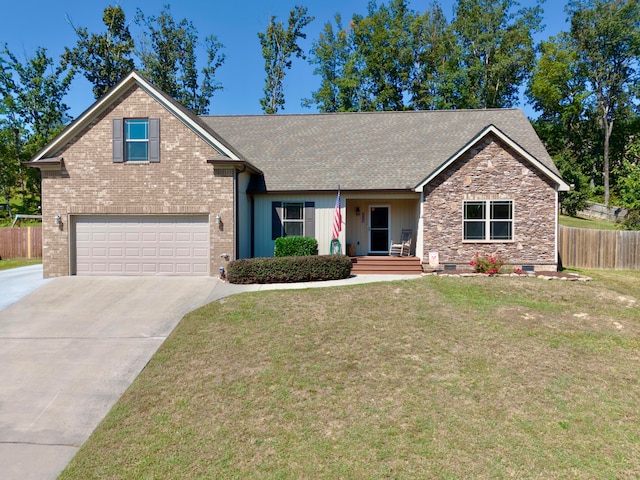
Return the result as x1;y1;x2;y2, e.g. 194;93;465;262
274;236;318;257
227;254;352;284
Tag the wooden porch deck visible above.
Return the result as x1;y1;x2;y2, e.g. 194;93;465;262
350;255;423;275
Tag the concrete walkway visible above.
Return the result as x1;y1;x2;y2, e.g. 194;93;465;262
0;271;418;479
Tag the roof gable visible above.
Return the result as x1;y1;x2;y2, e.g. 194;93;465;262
415;124;570;192
29;71;243;163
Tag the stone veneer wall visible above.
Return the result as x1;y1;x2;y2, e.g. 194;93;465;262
40;85;235;277
422;136;558;271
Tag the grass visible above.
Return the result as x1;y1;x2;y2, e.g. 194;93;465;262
559;214;620;230
60;271;640;479
0;258;42;270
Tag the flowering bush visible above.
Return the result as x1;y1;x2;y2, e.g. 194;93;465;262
469;252;505;275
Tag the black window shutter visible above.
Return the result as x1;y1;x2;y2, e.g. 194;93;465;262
149;118;160;163
305;201;315;238
112;118;123;163
271;201;282;240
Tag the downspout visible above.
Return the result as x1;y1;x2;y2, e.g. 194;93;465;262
234;169;239;260
555;185;559;270
250;194;255;258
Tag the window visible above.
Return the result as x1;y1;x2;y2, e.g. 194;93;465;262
463;200;513;241
113;118;159;163
125;119;149;161
283;202;304;236
272;201;315;240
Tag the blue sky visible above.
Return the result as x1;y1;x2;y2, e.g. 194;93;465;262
4;0;569;119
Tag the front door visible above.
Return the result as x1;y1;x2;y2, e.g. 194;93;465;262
369;205;390;253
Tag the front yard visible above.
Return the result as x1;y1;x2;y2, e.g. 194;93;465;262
60;271;640;479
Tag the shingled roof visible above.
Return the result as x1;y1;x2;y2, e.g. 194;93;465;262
201;108;563;192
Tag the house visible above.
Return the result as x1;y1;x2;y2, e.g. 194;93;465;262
27;71;570;278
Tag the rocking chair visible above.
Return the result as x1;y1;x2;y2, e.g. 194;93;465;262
389;229;412;257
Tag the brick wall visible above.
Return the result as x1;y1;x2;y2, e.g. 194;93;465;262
422;135;558;271
40;85;235;277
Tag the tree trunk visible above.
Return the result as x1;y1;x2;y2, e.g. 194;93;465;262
603;115;614;206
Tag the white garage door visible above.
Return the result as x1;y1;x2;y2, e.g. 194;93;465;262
75;216;210;276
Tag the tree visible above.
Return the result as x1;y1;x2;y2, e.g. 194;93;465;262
409;3;457;109
258;5;314;114
451;0;542;108
306;14;360;112
63;5;135;98
136;5;225;115
567;0;640;205
349;0;413;111
0;46;72;214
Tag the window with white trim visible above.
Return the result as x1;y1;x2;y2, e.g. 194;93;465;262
283;202;304;236
463;200;513;241
125;119;149;161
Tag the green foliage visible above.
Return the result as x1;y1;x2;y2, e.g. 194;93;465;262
63;5;135;98
306;0;541;112
469;252;505;275
1;45;72;215
135;5;225;115
566;0;640;205
616;160;640;211
274;236;318;257
305;14;359;112
258;5;314;114
451;0;542;109
621;210;640;230
226;254;352;284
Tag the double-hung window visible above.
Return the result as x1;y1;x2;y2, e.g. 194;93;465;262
463;200;513;241
125;119;149;161
282;202;304;236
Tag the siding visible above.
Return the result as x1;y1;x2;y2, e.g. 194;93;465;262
253;193;339;257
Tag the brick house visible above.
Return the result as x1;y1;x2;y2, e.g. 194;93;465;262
28;71;569;277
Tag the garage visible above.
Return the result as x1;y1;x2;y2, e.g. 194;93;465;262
74;216;210;276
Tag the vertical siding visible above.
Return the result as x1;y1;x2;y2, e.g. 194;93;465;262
253;193;340;257
345;197;419;256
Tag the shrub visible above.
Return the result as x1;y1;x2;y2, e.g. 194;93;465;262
469;252;505;275
227;254;352;284
621;210;640;230
274;236;318;257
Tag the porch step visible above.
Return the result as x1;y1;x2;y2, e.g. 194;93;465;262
350;256;423;275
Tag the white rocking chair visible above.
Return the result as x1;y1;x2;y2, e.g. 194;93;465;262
389;229;412;257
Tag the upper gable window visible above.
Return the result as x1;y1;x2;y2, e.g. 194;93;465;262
125;119;149;161
112;118;160;163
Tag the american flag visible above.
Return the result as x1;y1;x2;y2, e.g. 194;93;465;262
332;189;342;239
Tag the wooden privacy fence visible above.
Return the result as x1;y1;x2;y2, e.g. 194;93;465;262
0;227;43;259
558;225;640;270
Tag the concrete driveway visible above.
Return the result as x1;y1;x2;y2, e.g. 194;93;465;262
0;274;238;480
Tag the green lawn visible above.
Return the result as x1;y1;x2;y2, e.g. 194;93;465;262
0;258;42;271
559;214;620;230
60;271;640;479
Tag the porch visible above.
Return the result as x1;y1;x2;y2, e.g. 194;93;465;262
350;255;423;275
344;196;421;257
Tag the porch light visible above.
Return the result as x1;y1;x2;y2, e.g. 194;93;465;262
215;214;221;224
54;214;61;226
